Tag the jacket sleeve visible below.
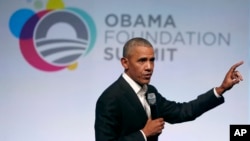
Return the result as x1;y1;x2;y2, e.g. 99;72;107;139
155;88;225;124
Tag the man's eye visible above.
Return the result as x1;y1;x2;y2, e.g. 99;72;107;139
139;59;147;62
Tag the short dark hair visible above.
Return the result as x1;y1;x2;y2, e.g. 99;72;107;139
122;37;153;57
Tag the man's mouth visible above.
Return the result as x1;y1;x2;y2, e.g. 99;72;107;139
144;74;152;79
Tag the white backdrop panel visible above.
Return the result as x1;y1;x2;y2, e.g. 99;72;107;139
0;0;249;141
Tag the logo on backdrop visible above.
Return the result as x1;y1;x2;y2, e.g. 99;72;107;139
103;14;231;61
9;0;96;72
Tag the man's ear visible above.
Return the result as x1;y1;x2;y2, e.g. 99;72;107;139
121;57;128;70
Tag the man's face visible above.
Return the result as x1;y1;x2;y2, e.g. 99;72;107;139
121;46;155;85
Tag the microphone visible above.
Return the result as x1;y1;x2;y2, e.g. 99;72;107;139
146;93;158;119
146;93;159;141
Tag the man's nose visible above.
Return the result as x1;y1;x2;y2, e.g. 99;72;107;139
145;61;153;70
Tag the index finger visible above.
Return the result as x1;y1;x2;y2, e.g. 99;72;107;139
229;61;244;72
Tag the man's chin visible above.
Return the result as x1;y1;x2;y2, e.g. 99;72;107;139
137;80;150;86
142;79;151;85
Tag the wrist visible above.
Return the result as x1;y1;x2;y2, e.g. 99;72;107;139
141;128;149;137
215;86;226;96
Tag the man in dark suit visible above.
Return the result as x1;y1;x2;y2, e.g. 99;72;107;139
95;37;243;141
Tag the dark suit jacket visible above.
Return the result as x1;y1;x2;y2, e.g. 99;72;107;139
95;76;224;141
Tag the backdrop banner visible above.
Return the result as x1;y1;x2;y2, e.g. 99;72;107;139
0;0;249;141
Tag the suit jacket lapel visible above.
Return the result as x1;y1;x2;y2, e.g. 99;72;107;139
117;76;148;119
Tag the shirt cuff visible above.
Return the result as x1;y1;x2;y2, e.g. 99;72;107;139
140;130;147;141
213;88;221;98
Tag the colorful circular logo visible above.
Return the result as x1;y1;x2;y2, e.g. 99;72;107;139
9;1;96;72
